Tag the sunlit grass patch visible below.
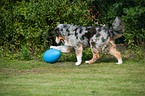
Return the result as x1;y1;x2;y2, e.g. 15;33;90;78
0;57;145;96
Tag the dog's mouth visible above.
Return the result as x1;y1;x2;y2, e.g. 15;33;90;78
61;39;65;44
56;36;65;44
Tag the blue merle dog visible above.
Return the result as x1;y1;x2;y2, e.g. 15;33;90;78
50;17;125;66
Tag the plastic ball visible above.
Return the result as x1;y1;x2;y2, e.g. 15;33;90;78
43;49;61;63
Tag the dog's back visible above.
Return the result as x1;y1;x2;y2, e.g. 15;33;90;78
54;24;93;47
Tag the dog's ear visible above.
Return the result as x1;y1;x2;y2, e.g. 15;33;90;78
54;28;60;37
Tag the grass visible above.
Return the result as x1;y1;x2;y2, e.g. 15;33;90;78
0;54;145;96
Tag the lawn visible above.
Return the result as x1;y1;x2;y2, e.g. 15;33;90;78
0;57;145;96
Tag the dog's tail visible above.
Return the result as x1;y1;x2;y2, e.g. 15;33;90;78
108;17;125;39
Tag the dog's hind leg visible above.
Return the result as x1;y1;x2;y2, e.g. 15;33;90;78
75;44;83;66
109;43;122;64
85;48;99;64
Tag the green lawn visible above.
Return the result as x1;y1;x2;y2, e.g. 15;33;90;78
0;58;145;96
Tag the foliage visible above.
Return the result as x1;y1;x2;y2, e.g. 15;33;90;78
0;0;145;60
130;45;144;62
103;0;145;46
4;45;31;60
19;45;31;60
0;0;90;58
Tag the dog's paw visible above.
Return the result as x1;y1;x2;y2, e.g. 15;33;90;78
116;60;122;64
50;46;56;49
85;61;90;64
75;62;81;66
116;61;122;64
50;46;53;49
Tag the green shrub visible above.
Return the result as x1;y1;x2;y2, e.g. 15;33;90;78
19;46;31;60
0;0;144;60
0;0;91;56
104;0;145;46
133;46;144;61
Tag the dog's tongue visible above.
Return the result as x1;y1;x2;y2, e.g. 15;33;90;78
61;40;64;44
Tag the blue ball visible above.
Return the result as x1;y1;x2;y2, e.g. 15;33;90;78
43;49;61;63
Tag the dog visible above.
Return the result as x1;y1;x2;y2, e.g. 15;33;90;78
50;17;125;66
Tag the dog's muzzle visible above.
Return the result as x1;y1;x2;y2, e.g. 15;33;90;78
56;36;65;44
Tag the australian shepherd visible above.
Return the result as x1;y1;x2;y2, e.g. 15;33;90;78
50;17;125;66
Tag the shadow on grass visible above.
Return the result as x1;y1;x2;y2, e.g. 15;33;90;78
54;57;129;67
57;51;130;67
97;57;129;63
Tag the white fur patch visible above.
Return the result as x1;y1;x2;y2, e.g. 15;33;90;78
116;59;122;64
56;37;59;44
50;46;71;53
75;53;82;66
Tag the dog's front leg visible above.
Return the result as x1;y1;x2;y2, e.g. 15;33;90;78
50;46;59;50
50;46;72;53
75;44;83;66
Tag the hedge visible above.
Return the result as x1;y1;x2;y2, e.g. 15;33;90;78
0;0;144;57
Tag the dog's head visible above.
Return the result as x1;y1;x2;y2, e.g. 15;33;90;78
54;27;65;44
